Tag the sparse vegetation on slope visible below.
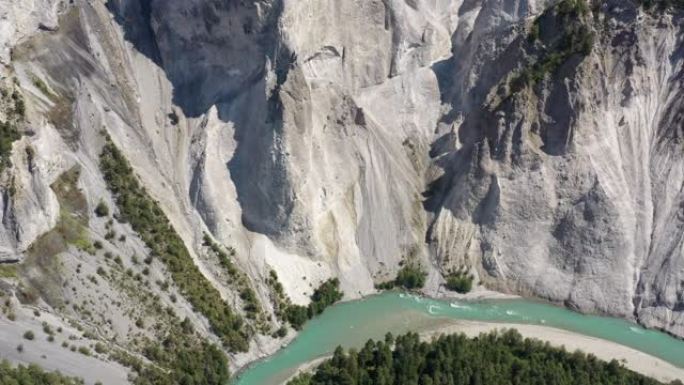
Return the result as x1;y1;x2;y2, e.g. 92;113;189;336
266;269;289;317
288;330;667;385
202;234;268;332
0;359;84;385
20;166;91;307
99;232;231;385
94;201;109;217
112;318;230;385
99;136;249;352
512;0;594;92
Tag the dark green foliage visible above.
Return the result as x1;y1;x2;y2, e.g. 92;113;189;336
445;272;473;294
284;278;343;330
94;201;109;217
99;137;248;352
136;339;230;385
0;120;20;172
308;278;344;317
0;359;84;385
376;263;427;290
284;305;310;330
274;326;288;338
11;91;25;118
395;264;427;289
289;330;664;385
266;269;291;323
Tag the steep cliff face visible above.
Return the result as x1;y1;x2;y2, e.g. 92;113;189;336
1;0;684;379
427;0;684;336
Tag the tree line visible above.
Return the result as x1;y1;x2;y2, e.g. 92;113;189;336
289;329;670;385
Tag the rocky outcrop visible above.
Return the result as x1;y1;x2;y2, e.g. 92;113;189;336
0;0;684;377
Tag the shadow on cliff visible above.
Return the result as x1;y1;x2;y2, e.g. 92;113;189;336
105;0;161;67
105;0;296;237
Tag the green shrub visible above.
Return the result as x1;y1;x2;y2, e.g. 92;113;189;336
284;305;309;330
395;264;427;289
445;272;474;294
32;76;53;97
94;342;107;354
377;263;427;290
11;91;25;118
94;201;109;217
23;330;35;340
274;326;288;338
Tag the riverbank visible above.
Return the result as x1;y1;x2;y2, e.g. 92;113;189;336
230;288;513;372
233;292;684;385
421;320;684;384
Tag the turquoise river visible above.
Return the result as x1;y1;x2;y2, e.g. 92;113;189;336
233;292;684;385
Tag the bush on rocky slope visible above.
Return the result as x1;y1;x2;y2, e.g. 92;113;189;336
445;272;474;294
108;315;230;385
376;262;428;291
99;136;249;352
0;359;84;385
